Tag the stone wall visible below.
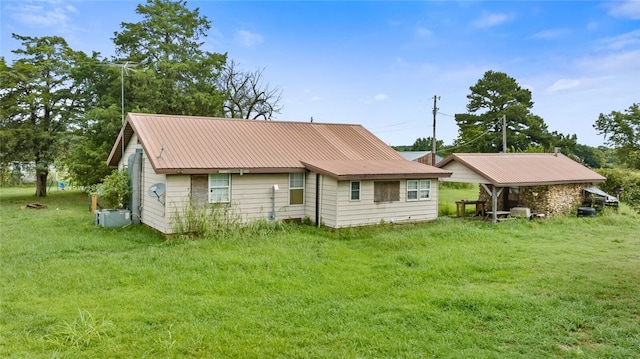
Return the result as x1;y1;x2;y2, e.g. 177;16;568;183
479;183;594;217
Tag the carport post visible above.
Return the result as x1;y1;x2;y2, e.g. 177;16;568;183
481;183;503;223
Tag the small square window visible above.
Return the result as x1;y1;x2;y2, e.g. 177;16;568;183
350;181;361;201
289;173;304;205
407;179;431;201
209;173;230;203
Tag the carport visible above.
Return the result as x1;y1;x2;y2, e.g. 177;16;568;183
437;153;607;223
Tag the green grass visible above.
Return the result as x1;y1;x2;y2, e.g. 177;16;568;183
438;182;478;216
1;187;639;358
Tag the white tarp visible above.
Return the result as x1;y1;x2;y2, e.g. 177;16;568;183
584;186;618;203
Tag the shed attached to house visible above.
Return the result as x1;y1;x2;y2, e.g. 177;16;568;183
437;153;606;221
107;113;452;234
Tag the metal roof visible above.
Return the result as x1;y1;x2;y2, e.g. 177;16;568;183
302;160;452;180
107;113;452;179
437;153;606;186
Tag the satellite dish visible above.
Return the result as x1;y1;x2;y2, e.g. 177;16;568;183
147;183;166;198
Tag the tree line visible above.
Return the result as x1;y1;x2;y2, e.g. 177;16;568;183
0;0;282;196
395;71;639;170
1;0;638;197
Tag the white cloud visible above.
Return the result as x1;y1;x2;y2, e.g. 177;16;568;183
9;2;73;28
528;29;570;40
597;29;640;50
607;0;640;20
473;12;510;28
547;79;581;93
416;26;432;38
235;30;263;48
360;94;389;104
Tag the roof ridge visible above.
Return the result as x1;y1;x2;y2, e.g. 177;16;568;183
127;112;360;127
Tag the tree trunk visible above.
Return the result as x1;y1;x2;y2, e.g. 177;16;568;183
35;169;49;197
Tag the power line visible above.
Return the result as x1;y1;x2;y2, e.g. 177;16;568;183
437;111;456;118
446;117;502;151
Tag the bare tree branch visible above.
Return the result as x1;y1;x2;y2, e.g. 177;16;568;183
220;60;283;120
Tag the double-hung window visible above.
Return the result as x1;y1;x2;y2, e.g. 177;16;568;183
289;173;304;205
350;181;361;201
209;173;230;203
407;179;431;201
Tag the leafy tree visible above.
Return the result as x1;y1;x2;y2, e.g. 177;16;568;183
0;35;96;196
572;144;605;169
112;0;227;116
594;103;640;169
61;105;123;188
410;137;444;151
65;0;232;187
220;60;283;120
453;70;573;153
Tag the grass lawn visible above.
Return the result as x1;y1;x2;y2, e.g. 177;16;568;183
1;186;639;358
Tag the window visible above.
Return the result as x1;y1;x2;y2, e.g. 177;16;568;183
350;181;361;201
289;173;304;205
374;181;400;202
208;173;230;203
407;179;431;201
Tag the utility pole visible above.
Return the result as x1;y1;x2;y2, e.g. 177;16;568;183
502;114;507;153
432;95;440;165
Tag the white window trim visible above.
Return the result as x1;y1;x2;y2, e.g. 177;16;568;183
407;179;431;201
289;173;305;205
208;173;231;203
350;181;361;201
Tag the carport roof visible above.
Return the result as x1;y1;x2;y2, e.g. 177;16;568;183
437;153;606;187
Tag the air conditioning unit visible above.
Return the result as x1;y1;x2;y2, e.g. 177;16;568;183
95;209;131;228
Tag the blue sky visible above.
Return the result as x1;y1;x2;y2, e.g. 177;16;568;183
1;1;639;148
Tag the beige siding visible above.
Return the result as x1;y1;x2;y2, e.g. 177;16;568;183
334;179;439;228
116;137;174;234
231;173;288;222
173;173;311;224
304;173;318;224
319;176;338;228
140;154;168;233
119;133;142;171
165;175;191;233
118;133;167;233
440;161;487;183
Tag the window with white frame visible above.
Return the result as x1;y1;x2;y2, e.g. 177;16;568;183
289;173;304;205
407;179;431;201
208;173;230;203
350;181;361;201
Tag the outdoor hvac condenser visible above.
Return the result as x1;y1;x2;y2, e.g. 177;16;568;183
94;209;131;228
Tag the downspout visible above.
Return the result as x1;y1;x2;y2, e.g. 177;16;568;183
315;173;321;227
127;149;143;224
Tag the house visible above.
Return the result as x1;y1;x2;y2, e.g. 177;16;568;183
436;153;606;222
397;151;442;166
107;113;452;234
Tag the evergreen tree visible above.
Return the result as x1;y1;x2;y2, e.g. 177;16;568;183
0;35;96;196
453;70;572;153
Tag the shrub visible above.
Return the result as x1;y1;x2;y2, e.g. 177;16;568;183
439;202;456;217
596;168;640;212
95;170;129;209
172;201;291;239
